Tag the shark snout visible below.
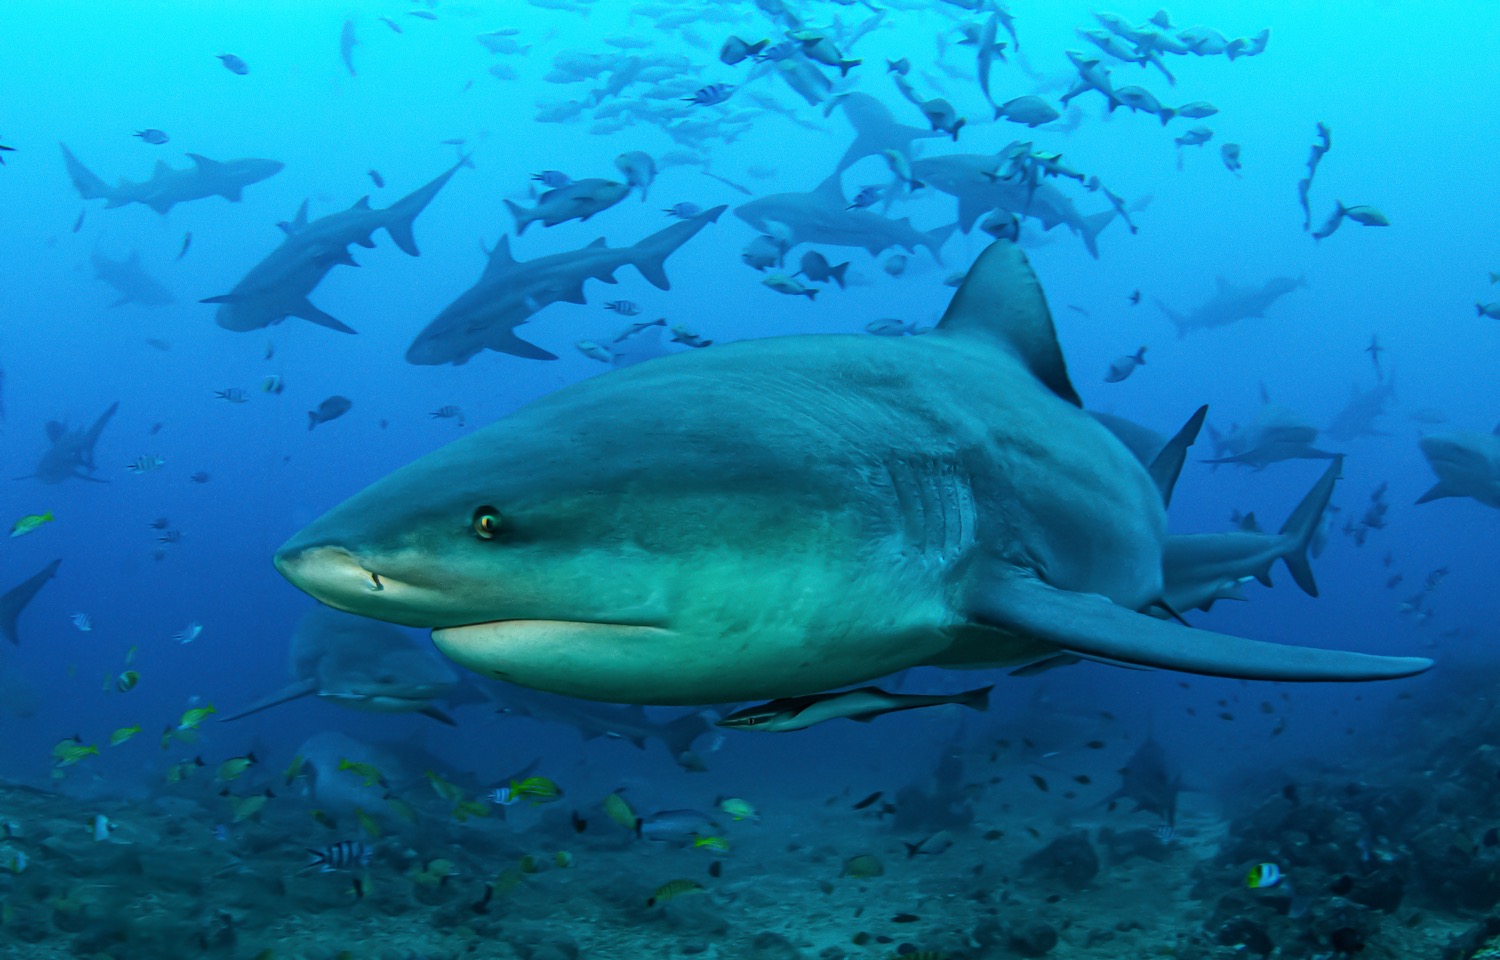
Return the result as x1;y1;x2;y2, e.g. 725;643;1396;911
274;543;387;606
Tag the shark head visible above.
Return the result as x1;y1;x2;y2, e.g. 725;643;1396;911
1417;432;1500;507
275;352;923;705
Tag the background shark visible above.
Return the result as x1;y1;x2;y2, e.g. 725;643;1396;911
1417;428;1500;508
90;250;175;308
405;205;725;365
203;156;470;335
275;240;1429;707
220;606;476;725
21;401;118;484
60;143;283;214
1155;275;1307;337
911;152;1118;258
734;173;955;260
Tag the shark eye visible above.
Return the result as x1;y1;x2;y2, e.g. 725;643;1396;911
472;506;502;539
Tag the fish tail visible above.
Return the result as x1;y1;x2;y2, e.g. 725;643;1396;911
629;204;726;289
383;156;469;256
504;199;533;236
59;143;113;201
1276;457;1342;597
830;262;849;290
922;222;958;264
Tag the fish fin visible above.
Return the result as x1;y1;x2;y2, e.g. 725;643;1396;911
481;236;518;280
629;204;726;290
559;284;588;305
1078;209;1116;259
218;678;320;722
382;158;466;255
1007;653;1083;676
934;240;1081;406
1147;405;1207;507
418;706;458;726
59;143;113;201
490;328;559;361
186;153;222;171
1276;458;1341;596
504;199;533;236
284;199;310;233
966;575;1431;682
1415;481;1458;505
292;300;357;334
352;196;372;209
200;294;240;304
922;222;957;264
0;559;62;646
587;237;608;248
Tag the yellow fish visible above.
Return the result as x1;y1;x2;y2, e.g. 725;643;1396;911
176;704;217;731
425;771;463;802
9;512;54;538
693;836;731;853
354;807;382;838
216;753;258;781
115;670;140;693
51;737;99;768
512;776;562;804
108;725;141;747
647;878;703;906
603;792;640;832
337;758;385;788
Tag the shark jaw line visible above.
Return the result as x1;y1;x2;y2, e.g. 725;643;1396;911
430;619;678;697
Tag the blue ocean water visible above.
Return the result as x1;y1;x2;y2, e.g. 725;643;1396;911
1;0;1497;956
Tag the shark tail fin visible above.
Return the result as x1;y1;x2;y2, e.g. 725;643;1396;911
1079;209;1117;259
922;222;958;264
829;261;849;290
383;155;470;256
661;713;712;764
81;402;120;473
0;559;62;646
959;685;993;711
1276;457;1342;597
1153;298;1188;338
629;204;726;290
504;199;535;236
60;143;113;201
1148;405;1207;508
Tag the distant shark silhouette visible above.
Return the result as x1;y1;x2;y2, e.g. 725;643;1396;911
19;401;118;484
61;143;283;215
203;156;470;335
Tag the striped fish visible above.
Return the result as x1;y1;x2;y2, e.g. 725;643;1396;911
306;840;371;873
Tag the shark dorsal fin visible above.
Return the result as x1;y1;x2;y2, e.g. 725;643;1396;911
186;153;222;172
587;237;608;248
935;240;1081;406
352;196;372;209
287;199;310;233
481;235;517;280
814;170;844;198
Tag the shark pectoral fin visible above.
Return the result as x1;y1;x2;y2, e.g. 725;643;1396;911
292;300;357;334
969;577;1432;682
219;677;320;722
1416;482;1457;504
418;706;458;726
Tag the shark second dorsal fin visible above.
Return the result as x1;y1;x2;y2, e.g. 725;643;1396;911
935;240;1081;406
814;170;844;198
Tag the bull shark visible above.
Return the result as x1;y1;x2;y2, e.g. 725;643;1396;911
492;685;712;766
1155;275;1306;337
1204;403;1340;470
91;250;175;307
1;559;61;646
203;156;470;334
61;143;283;215
909;153;1116;258
1164;459;1341;612
220;606;473;725
1104;732;1181;828
735;174;955;260
406;205;726;365
826;92;945;174
273;239;1429;706
19;402;118;484
1416;427;1500;508
1324;374;1396;443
